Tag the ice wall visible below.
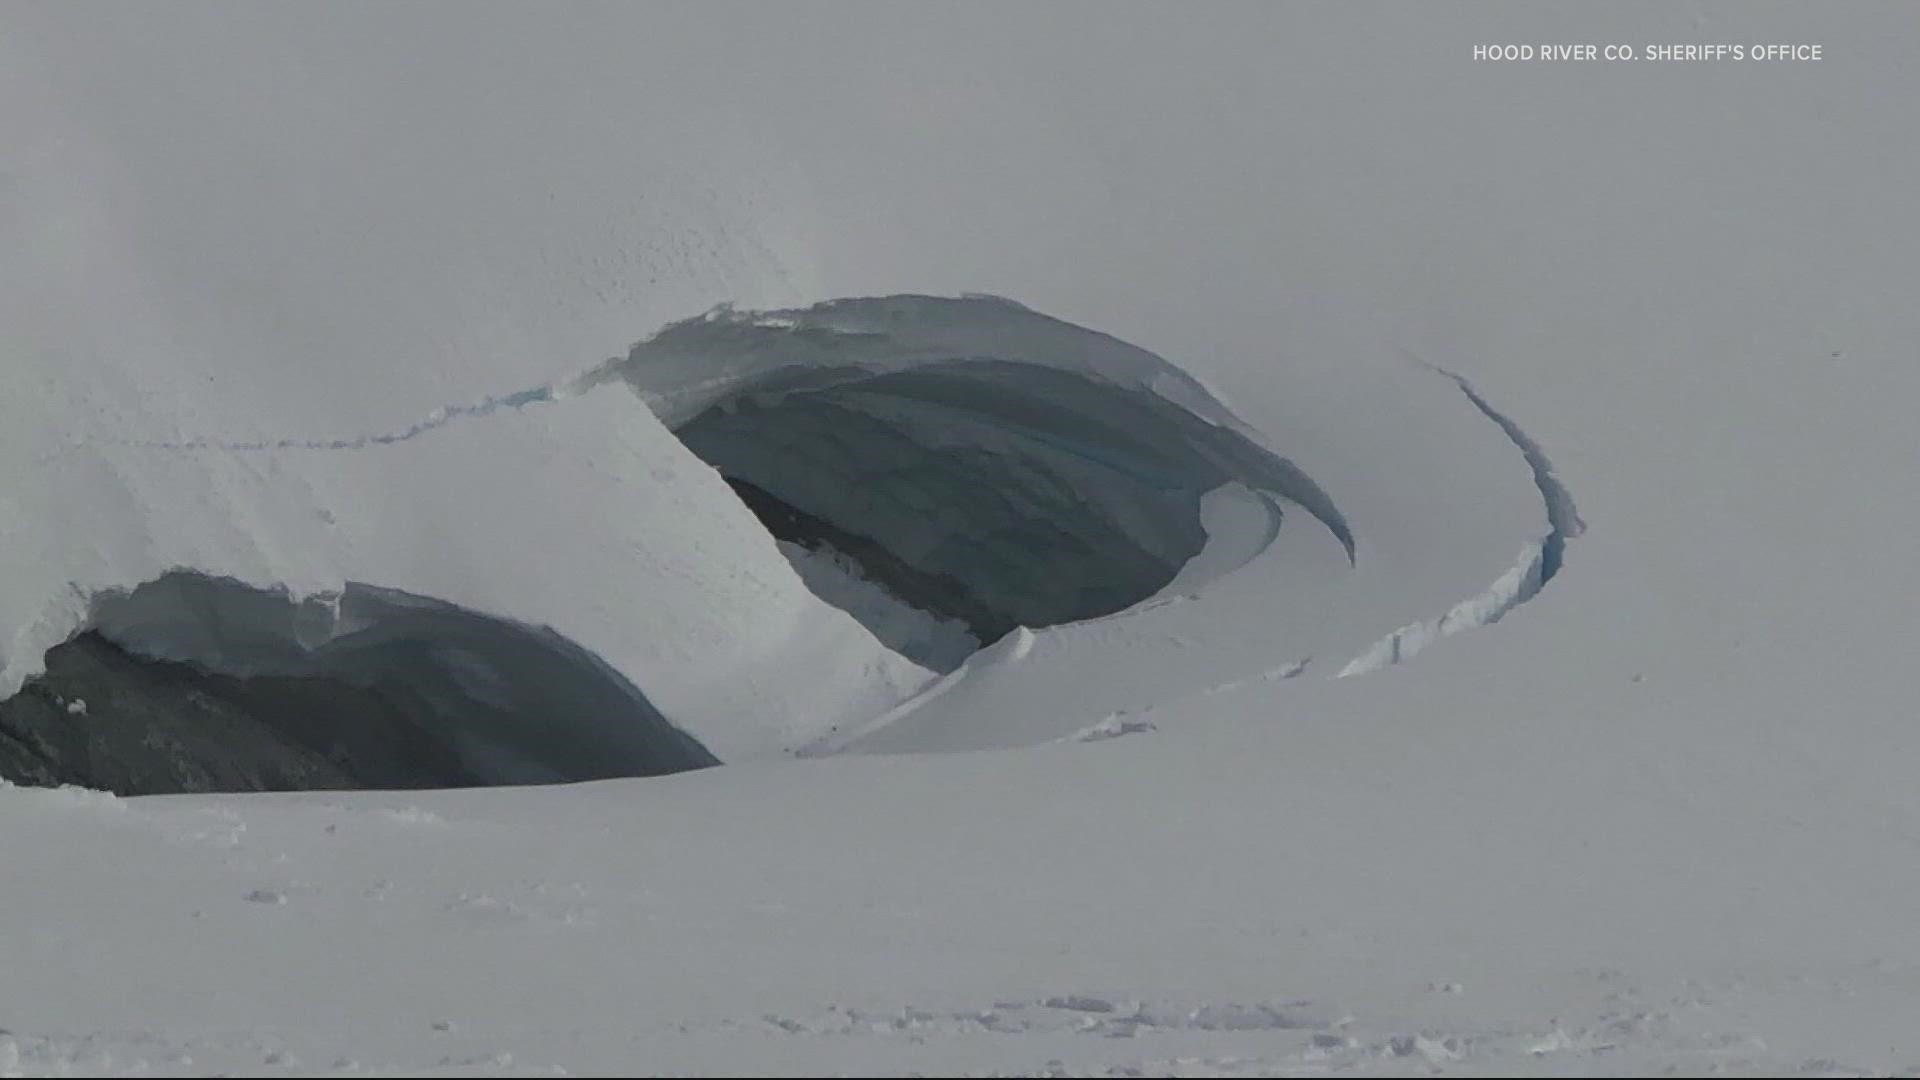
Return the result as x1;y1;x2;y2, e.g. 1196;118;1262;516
614;296;1354;662
2;574;717;794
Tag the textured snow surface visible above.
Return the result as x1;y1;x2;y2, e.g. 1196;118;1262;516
6;1;1920;1077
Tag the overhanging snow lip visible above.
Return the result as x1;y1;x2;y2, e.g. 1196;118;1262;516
611;294;1356;563
2;570;720;794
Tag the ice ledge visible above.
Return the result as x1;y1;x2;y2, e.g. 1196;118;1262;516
1336;541;1545;677
601;294;1356;563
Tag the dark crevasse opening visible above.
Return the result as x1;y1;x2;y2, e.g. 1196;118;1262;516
0;573;717;796
673;358;1335;670
724;476;1018;648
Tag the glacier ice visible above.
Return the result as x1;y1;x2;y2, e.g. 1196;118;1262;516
1;574;718;794
609;295;1354;667
776;540;981;673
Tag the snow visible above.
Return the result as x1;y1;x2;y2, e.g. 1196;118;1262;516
6;1;1920;1076
1141;483;1288;606
0;383;930;764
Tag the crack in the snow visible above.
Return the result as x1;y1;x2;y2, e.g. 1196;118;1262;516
123;384;566;453
1430;366;1586;582
1337;358;1585;677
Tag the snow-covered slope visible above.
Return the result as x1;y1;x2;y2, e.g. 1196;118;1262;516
5;1;1920;1076
0;370;931;765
